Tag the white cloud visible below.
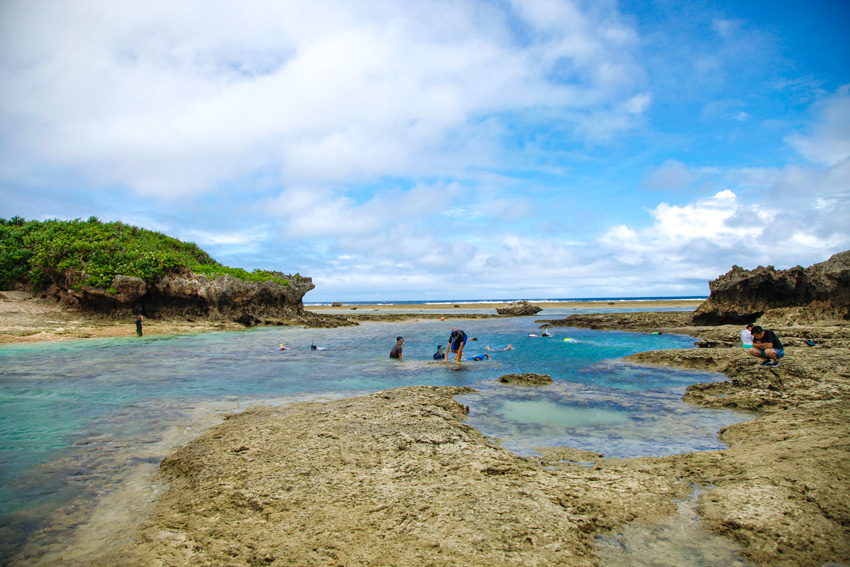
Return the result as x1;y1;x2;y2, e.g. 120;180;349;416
0;0;646;199
786;84;850;167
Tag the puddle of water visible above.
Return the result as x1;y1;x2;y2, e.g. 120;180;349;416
595;487;756;567
499;399;629;427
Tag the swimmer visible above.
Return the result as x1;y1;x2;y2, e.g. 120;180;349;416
279;344;288;351
485;344;513;351
468;353;489;361
433;345;445;360
310;343;318;350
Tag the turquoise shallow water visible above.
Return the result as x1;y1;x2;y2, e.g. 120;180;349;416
0;312;754;562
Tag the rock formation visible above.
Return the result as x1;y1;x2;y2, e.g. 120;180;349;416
496;300;542;316
47;272;323;325
497;373;553;385
693;250;850;325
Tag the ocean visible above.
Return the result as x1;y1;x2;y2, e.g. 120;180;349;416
0;302;752;565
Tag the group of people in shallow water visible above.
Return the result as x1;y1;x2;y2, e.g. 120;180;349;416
389;328;513;362
282;322;789;367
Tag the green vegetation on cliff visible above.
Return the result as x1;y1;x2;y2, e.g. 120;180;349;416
0;216;289;291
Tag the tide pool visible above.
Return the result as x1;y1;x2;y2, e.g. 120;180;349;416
0;314;753;564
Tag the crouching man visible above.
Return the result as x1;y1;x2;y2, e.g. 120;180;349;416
748;325;784;367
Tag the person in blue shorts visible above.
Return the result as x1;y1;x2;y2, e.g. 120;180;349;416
446;328;468;362
748;326;784;367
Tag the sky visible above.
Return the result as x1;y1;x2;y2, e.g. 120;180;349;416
1;0;848;302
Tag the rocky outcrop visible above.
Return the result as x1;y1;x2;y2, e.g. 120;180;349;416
50;271;320;325
497;372;553;385
496;300;542;316
693;250;850;325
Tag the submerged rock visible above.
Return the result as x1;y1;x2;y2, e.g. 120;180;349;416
497;373;553;385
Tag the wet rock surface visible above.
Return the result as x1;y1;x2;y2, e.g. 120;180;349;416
497;372;554;385
89;387;695;567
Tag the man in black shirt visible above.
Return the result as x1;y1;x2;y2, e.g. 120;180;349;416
749;326;785;367
390;336;404;359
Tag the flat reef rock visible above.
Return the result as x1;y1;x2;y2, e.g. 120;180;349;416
621;332;850;565
92;387;704;567
693;250;850;325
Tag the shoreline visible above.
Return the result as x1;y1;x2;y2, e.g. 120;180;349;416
308;299;703;311
4;291;849;565
0;292;701;345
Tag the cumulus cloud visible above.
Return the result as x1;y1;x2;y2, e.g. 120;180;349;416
786;85;850;167
0;0;647;199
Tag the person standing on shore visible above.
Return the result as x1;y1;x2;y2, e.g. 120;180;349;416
748;325;784;367
446;328;467;362
135;315;143;337
390;336;404;359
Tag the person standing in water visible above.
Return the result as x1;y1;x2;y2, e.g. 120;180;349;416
390;336;404;359
446;328;467;362
135;315;143;337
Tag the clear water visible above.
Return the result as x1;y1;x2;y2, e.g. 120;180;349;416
0;312;753;564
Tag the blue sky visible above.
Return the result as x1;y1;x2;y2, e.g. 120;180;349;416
1;0;848;301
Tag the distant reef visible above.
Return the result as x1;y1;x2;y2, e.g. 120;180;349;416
693;250;850;325
537;250;850;331
0;216;350;326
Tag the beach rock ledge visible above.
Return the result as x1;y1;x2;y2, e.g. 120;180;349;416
48;272;331;325
693;250;850;325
